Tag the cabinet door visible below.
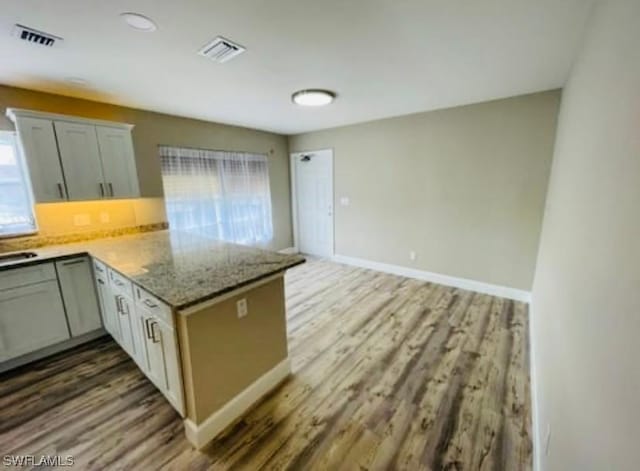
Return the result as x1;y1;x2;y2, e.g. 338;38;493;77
153;318;185;416
140;312;167;388
54;121;105;200
95;126;139;198
115;293;135;357
95;273;120;341
0;281;70;362
56;257;102;337
130;302;148;370
116;292;147;368
14;117;67;202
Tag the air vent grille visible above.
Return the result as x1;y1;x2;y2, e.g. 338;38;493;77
13;24;62;47
198;36;245;63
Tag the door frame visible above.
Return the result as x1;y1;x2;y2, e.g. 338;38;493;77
289;148;335;257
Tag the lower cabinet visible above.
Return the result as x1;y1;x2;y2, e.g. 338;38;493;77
0;277;70;362
0;261;104;369
95;270;120;342
114;292;135;357
138;308;185;415
115;291;147;370
92;259;185;416
56;257;102;336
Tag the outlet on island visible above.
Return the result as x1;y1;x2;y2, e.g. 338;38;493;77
236;298;248;318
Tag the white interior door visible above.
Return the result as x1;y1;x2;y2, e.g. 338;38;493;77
293;149;334;257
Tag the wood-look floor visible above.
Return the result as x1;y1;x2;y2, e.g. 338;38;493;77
0;258;532;470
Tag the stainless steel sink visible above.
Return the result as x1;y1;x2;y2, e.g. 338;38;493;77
0;251;38;265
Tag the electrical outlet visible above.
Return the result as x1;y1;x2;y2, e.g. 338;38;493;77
236;298;248;318
409;251;417;261
73;214;91;226
544;424;551;456
340;196;350;206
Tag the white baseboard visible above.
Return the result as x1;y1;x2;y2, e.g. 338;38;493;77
183;358;291;449
278;247;299;255
332;254;531;303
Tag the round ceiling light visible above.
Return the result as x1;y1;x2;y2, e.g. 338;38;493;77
120;12;157;32
292;89;336;107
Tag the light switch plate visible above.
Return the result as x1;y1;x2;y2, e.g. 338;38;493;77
340;196;350;206
237;298;248;318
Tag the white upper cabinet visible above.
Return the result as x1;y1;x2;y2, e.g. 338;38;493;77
54;121;105;200
12;116;67;202
6;108;138;202
96;126;139;198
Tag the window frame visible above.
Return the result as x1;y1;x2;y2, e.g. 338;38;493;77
159;145;274;246
0;130;38;238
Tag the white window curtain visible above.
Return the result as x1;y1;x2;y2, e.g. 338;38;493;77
159;146;273;246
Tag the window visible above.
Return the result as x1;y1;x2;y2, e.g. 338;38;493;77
159;146;273;245
0;131;36;237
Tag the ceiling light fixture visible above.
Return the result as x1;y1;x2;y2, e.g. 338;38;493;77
292;89;336;107
120;12;157;32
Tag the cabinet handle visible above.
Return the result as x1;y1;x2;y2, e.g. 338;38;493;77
99;183;105;197
144;318;152;339
116;295;127;315
143;299;158;309
57;183;65;199
114;279;125;287
150;321;160;343
62;259;85;266
95;265;104;273
97;278;105;285
108;182;114;196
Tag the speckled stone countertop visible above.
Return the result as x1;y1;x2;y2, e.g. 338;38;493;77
0;230;305;310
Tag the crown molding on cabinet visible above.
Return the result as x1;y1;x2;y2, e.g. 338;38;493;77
6;108;134;130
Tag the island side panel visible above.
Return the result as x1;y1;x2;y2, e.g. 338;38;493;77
177;275;289;425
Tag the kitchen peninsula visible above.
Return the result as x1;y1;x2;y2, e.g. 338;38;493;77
0;230;304;448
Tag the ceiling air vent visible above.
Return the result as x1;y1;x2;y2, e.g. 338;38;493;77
13;24;62;47
197;36;245;63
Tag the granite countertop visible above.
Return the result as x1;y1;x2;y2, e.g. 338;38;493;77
0;230;305;310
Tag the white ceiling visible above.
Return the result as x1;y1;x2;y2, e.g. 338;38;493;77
0;0;593;135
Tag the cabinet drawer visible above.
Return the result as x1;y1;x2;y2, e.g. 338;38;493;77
93;259;107;276
0;263;56;290
108;269;133;297
135;286;172;325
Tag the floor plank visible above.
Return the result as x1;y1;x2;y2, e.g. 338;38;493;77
0;258;532;470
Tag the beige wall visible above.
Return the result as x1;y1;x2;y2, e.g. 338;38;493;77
0;85;293;250
177;276;288;424
530;2;640;470
289;91;560;290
